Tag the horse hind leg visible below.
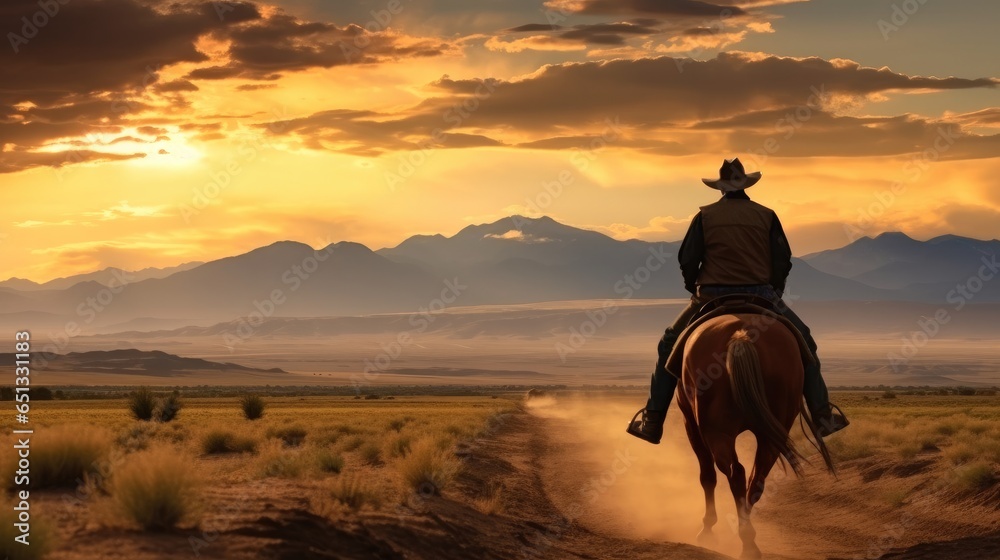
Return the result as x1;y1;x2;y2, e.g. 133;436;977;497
706;433;760;560
682;416;717;545
747;442;782;513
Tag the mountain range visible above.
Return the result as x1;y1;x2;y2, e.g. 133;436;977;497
1;216;996;333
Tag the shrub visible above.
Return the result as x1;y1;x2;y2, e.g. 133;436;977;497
6;426;111;489
129;387;157;421
474;485;505;516
240;395;266;420
383;434;412;459
200;430;257;455
327;475;381;509
109;446;203;531
339;435;364;453
0;495;54;559
316;450;344;474
267;425;307;447
256;441;307;478
952;462;996;493
388;418;409;432
116;423;158;453
882;390;897;399
153;392;183;423
359;442;382;466
396;438;460;495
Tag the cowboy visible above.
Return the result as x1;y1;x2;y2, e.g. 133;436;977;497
627;158;849;444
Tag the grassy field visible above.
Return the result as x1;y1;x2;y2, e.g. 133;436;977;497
818;392;1000;497
0;394;517;558
1;390;999;560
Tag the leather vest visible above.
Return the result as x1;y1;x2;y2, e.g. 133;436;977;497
697;198;774;286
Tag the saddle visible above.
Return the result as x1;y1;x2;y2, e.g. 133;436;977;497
665;294;815;379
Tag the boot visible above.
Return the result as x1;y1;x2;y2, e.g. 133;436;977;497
812;403;850;438
803;359;849;437
627;408;667;444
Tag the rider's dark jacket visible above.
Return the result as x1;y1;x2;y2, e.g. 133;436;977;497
678;190;792;296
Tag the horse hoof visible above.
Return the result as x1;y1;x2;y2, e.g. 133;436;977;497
740;547;762;560
696;529;715;546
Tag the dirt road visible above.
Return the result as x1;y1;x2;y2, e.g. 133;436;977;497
527;394;1000;560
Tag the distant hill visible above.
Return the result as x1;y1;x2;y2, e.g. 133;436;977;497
803;232;1000;299
0;262;203;291
0;349;285;376
0;217;994;333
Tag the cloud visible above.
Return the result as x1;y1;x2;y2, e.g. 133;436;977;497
259;53;999;159
0;0;456;173
544;0;749;17
186;13;456;81
589;215;695;241
85;201;170;221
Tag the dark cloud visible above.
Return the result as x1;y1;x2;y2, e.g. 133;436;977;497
154;79;200;93
693;109;1000;160
504;20;660;46
0;0;453;173
186;14;454;81
260;53;999;160
545;0;748;17
0;150;145;174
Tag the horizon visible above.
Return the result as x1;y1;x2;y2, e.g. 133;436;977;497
6;214;999;285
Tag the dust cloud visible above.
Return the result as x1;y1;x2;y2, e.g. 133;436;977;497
526;394;800;559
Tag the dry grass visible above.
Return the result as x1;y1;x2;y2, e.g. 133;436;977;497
950;462;997;493
473;484;505;516
200;430;257;454
153;392;183;423
108;445;203;531
325;475;382;510
396;438;461;495
359;442;382;466
266;425;307;447
256;440;309;478
2;426;112;490
316;450;344;474
0;495;54;560
383;433;412;459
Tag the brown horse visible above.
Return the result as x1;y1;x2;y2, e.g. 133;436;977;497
676;313;835;559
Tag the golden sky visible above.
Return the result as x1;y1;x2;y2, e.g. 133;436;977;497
1;0;998;282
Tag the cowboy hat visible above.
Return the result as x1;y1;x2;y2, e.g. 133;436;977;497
702;158;761;191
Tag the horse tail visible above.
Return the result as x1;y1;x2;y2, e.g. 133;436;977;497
726;328;805;477
800;404;838;476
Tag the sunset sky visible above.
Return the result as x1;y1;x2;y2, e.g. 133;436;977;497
1;0;998;282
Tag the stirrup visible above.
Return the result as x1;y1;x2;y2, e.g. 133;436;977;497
625;407;663;445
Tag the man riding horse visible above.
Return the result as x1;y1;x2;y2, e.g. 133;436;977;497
627;158;849;444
